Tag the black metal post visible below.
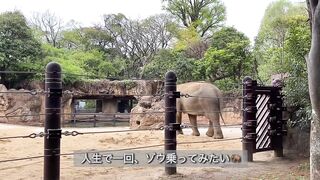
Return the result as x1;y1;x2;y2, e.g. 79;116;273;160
270;87;284;157
164;71;177;175
72;113;76;127
44;62;62;180
93;114;97;127
113;114;116;126
242;77;257;162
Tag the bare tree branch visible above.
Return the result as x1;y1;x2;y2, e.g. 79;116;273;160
29;10;63;47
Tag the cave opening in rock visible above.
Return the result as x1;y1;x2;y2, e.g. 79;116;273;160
66;95;138;127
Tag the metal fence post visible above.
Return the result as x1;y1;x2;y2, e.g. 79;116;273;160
112;114;116;126
270;87;284;157
44;62;62;180
72;113;76;127
164;71;179;175
93;114;97;127
242;77;257;162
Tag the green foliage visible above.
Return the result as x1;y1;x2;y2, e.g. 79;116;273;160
174;26;201;51
83;100;96;109
163;0;226;38
143;49;196;82
123;80;137;89
254;0;311;128
254;0;307;82
283;15;311;129
0;11;43;87
42;44;86;84
195;27;252;90
60;29;84;50
43;44;127;85
61;27;113;52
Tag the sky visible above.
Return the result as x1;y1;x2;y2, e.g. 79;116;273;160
0;0;305;43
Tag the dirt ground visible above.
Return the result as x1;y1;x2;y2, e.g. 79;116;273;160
0;123;309;180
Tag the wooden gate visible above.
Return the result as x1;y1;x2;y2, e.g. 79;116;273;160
256;94;272;151
242;77;286;161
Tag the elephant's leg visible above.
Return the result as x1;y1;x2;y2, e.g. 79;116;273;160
189;114;200;136
208;113;223;139
206;119;214;137
176;112;183;135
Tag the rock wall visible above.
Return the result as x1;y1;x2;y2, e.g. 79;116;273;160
0;80;164;125
130;96;165;129
68;80;163;97
0;85;43;125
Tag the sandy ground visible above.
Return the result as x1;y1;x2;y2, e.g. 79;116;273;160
0;123;309;180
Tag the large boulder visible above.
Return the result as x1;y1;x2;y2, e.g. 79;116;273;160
130;96;165;129
0;85;42;125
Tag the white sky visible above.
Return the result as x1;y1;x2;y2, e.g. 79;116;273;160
0;0;305;43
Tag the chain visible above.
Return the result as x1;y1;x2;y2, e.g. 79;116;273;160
28;132;46;138
159;123;241;130
180;93;243;100
61;131;83;136
0;132;46;140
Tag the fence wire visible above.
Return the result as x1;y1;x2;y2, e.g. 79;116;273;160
178;123;242;129
0;71;43;74
60;111;166;116
0;113;48;118
0;155;49;163
0;122;242;140
0;71;164;82
180;94;243;100
63;91;165;97
177;109;241;113
62;92;242;100
0;90;42;96
0;136;243;164
61;108;241;117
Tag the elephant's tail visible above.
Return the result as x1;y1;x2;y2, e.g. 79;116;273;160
219;111;226;125
218;97;226;125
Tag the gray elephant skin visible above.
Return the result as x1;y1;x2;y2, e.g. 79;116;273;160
176;81;224;139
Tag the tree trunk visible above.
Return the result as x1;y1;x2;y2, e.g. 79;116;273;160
310;114;320;179
307;0;320;179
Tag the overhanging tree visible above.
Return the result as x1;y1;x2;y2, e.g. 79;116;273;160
194;27;252;87
254;0;307;82
29;10;63;47
162;0;226;38
0;11;43;87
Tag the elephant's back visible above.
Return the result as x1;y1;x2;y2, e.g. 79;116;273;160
177;82;221;97
177;82;222;115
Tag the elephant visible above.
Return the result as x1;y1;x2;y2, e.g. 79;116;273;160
176;81;224;139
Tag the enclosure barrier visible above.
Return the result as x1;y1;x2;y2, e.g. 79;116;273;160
242;77;287;162
44;62;62;180
164;71;180;175
0;63;247;178
242;77;257;162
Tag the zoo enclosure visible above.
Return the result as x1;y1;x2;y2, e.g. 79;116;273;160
0;62;286;179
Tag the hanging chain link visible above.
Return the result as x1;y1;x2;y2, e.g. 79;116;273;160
61;131;83;137
27;132;46;138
